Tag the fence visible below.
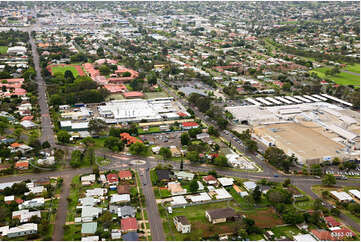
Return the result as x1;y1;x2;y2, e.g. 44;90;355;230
171;197;233;208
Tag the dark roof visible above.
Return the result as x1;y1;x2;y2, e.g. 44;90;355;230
174;216;190;225
122;232;139;241
206;208;237;220
117;185;130;194
156;169;171;181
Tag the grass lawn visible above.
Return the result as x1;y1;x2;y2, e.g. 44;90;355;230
243;208;284;228
144;91;169;99
0;46;8;54
346;63;360;74
248;233;265;240
310;67;360;86
51;65;80;77
138;126;161;134
63;224;81;241
271;225;302;239
161;201;244;240
107;93;125;101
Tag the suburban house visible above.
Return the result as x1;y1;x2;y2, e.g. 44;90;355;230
110;194;131;204
167;182;187;195
122;231;139;241
81;206;102;222
19;198;44;209
12;210;41;223
15;160;29;170
205;208;238;224
120;133;143;145
106;173;119;185
217;177;234;187
156;169;172;181
85;188;107;197
81;174;96;185
81;222;97;235
118;170;132;180
330;191;353;202
109;205;136;218
243;181;257;191
79;197;100;207
173;216;191;234
117;185;130;195
174;171;194;181
121;217;137;232
202;175;217;185
3;223;38;238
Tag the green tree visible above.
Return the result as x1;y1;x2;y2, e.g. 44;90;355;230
188;128;202;139
64;70;75;82
129;142;148;156
207;126;219;136
57;130;71;144
104;136;124;152
181;132;190;146
214;155;228;167
88;119;107;135
322;174;336;186
252;185;262;202
189;179;199;193
159;147;172;159
186;151;199;163
97;47;104;57
283;179;291;187
70;150;82;168
99;65;111;75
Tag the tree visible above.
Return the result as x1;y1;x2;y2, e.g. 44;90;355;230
264;146;292;172
266;188;292;204
159;147;172;159
99;65;111;75
245;139;258;153
252;185;262;202
181;133;190;146
189;179;199;193
98;211;113;229
322;174;336;186
283;179;291;187
180;157;184;171
214;155;228;167
88;119;107;135
147;72;157;86
64;70;75;82
207;126;219;136
70;150;82;168
97;47;104;57
186;151;199;163
129;142;148;156
83;147;95;166
42;141;51;149
188;128;202;139
57;130;71;144
104;136;124;152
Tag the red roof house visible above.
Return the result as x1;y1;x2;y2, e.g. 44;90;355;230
203;175;217;184
324;216;342;228
122;91;144;99
15;161;29;170
106;173;119;184
21;116;34;121
118;170;132;180
121;217;138;232
181;122;199;130
310;229;335;241
120;133;143;145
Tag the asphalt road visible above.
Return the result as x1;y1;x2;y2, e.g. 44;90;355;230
28;30;56;146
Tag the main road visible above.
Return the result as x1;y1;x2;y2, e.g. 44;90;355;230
28;30;56;146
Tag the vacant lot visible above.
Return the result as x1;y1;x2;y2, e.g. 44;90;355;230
0;46;8;54
310;67;360;86
243;208;284;228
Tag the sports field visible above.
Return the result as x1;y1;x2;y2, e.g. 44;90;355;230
310;66;360;86
48;64;85;77
0;46;8;54
346;63;360;74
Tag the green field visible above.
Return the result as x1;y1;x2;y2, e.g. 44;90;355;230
51;65;80;77
346;64;360;74
310;67;360;86
144;91;169;99
0;46;8;54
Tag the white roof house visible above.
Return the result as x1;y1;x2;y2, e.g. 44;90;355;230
170;196;188;206
81;206;102;222
217;177;234;187
330;191;353;202
81;174;96;184
348;190;360;200
4;195;15;202
243;181;257;191
240;191;249;197
174;171;194;181
110;194;130;204
293;234;317;241
82;236;100;241
86;188;107;197
19;198;45;210
79;197;100;207
25;186;46;196
188;192;211;202
5;223;37;238
12;210;41;223
213;188;232;200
